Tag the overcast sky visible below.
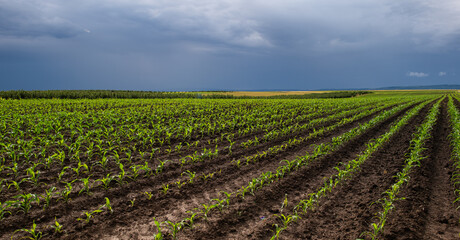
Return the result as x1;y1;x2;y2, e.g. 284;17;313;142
1;0;459;91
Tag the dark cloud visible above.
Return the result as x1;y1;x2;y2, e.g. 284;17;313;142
1;0;460;90
0;1;84;38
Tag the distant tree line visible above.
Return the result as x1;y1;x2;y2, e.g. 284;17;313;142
0;90;372;99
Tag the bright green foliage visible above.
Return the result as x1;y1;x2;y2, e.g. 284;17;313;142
0;93;442;238
361;98;441;239
269;99;432;239
447;95;460;223
11;221;43;240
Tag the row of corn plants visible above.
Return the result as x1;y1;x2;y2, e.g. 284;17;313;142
269;99;432;239
0;100;393;229
0;96;431;239
448;95;460;225
235;100;399;167
0;99;398;213
146;98;429;239
359;98;441;239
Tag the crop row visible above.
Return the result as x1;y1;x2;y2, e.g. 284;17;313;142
360;98;441;239
0;98;402;204
145;99;428;238
0;94;439;239
268;99;431;239
448;95;460;216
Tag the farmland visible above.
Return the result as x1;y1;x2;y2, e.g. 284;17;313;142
1;91;460;239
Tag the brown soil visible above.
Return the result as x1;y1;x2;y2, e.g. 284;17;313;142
5;98;460;240
269;97;434;240
382;98;460;240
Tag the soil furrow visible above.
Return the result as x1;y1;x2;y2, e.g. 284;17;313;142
382;98;460;240
77;104;404;240
0;103;398;240
0;102;384;206
180;101;420;240
274;99;434;240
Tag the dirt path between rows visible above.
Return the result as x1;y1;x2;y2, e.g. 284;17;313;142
274;98;434;240
86;104;408;240
382;98;460;240
181;101;420;239
1;103;391;240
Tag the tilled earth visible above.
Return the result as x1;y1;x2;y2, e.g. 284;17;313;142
3;98;460;240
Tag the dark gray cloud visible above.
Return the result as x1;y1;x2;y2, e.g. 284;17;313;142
0;1;86;38
1;0;460;90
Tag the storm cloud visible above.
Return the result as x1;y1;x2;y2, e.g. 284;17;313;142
1;0;459;90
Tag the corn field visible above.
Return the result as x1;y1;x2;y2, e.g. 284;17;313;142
1;92;459;239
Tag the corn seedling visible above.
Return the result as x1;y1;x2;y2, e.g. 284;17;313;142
156;160;169;174
0;201;12;220
77;209;103;224
59;182;73;203
211;198;226;212
102;197;113;213
11;221;43;240
13;193;39;215
51;217;63;234
280;194;288;212
41;186;56;210
144;191;154;200
164;220;183;239
181;170;196;183
161;184;169;194
78;176;92;195
197;203;215;221
96;174;114;190
184;211;198;229
152;217;163;240
175;180;185;189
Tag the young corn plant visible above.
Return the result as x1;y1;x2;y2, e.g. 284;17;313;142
0;201;12;220
156;160;169;174
280;194;288;212
211;198;226;212
271;223;284;240
181;170;197;183
116;163;127;185
26;167;40;186
41;186;56;210
57;166;69;182
14;193;39;215
7;179;23;192
51;217;63;234
152;217;163;240
141;161;153;177
12;221;43;240
78;176;92;195
184;211;198;229
144;191;154;200
196;203;215;221
164;220;184;240
101;197;113;213
96;174;114;190
129;165;142;180
59;182;73;203
220;191;232;206
77;209;103;224
175;180;185;189
161;184;169;194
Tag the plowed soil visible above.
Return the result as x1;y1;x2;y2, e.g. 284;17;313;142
381;98;460;240
4;97;460;240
